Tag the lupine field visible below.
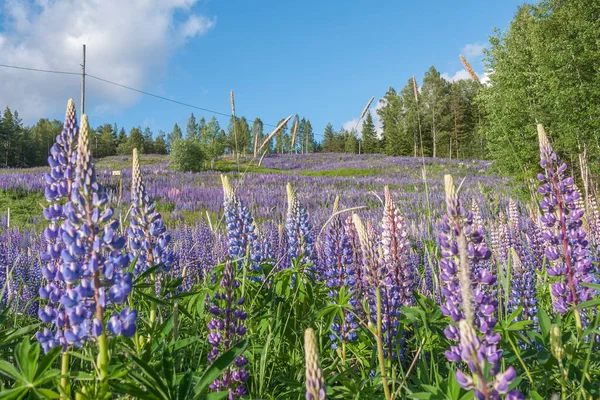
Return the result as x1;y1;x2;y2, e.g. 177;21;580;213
0;99;599;400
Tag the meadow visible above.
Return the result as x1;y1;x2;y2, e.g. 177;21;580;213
0;101;599;400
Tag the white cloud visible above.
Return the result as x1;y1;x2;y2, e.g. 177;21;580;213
0;0;216;123
180;15;216;39
341;99;383;138
462;42;485;58
441;70;472;82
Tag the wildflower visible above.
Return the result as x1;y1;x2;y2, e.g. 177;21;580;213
536;124;596;313
128;148;173;277
285;182;314;265
440;175;521;399
207;260;248;398
221;175;262;274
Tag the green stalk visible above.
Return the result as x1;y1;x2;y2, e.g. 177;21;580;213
60;351;70;399
507;335;533;384
149;273;157;326
96;332;109;393
375;287;392;400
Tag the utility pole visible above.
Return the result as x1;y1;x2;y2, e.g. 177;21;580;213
81;44;86;115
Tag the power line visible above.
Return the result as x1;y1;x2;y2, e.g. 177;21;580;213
0;63;79;75
0;62;321;135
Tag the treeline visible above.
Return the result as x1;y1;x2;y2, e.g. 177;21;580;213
168;113;319;171
479;0;600;177
318;67;483;159
0;108;169;168
0;108;317;169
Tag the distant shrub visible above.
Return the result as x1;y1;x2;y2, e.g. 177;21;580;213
169;138;205;172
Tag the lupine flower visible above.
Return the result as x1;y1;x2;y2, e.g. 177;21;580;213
381;186;414;306
128;148;173;278
37;114;135;353
285;183;315;266
508;248;538;324
536;124;596;313
352;213;399;359
322;197;358;347
304;327;326;400
221;175;262;274
207;260;248;398
37;99;79;353
439;175;522;399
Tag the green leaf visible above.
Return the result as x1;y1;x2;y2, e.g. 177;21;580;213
538;307;551;338
0;386;28;400
0;360;26;381
36;346;62;379
195;339;248;395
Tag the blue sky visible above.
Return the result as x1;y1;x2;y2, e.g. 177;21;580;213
0;0;525;139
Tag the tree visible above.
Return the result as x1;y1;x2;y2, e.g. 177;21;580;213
97;124;116;158
29;118;62;165
377;88;407;156
168;123;183;153
118;127;144;155
421;66;451;158
480;1;600;177
170;137;205;172
143;127;155;154
361;112;379;153
204;117;226;163
154;131;168;154
322;123;335;152
344;129;359;153
302;119;316;153
275;118;289;154
186;113;198;141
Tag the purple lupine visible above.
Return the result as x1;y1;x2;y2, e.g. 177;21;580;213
128;149;173;279
207;259;248;399
322;198;358;347
536;124;596;313
508;246;538;324
439;175;521;399
352;213;399;359
381;186;415;307
221;175;262;274
37;114;135;352
344;215;367;301
285;183;315;266
37;99;79;353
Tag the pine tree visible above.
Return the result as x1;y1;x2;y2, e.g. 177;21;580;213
154;131;168;154
186;113;198;140
361;112;378;153
168;123;183;152
322;123;335;152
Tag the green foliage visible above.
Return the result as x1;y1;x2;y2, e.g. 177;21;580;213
479;0;600;177
169;138;206;172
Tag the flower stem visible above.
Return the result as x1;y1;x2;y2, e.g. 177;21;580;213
375;287;392;400
96;332;109;393
60;351;70;399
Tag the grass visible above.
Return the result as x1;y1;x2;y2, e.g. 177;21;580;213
0;189;45;228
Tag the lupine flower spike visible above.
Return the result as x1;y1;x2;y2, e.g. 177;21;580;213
440;175;522;399
286;182;314;267
304;328;326;400
207;260;248;398
322;196;358;350
536;124;596;315
221;175;262;275
129;148;173;277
